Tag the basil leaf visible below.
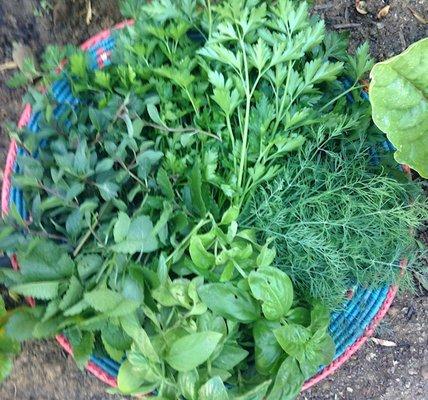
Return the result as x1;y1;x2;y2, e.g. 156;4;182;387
267;357;304;400
178;370;200;400
253;319;283;375
273;324;311;361
165;331;222;372
299;330;335;379
309;303;330;333
117;360;159;395
198;283;260;323
198;376;229;400
248;267;293;320
370;38;428;177
212;343;249;370
189;235;215;271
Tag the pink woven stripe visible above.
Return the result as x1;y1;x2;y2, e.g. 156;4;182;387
1;104;32;216
80;19;134;51
55;335;118;387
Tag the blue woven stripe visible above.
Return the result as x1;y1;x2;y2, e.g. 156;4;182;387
87;36;116;69
7;31;394;381
90;355;120;376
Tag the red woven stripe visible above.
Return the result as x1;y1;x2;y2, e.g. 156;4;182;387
56;335;118;387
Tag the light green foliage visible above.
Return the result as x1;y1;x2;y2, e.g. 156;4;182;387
246;136;428;307
370;38;428;177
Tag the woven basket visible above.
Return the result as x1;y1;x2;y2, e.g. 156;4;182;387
1;22;401;392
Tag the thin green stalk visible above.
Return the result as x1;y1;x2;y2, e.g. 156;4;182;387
320;82;364;112
237;38;251;189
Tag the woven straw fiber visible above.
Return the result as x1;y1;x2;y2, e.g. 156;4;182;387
1;22;399;392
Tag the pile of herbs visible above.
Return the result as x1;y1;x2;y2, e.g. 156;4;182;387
0;1;426;398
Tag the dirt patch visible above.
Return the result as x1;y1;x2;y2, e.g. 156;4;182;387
0;340;125;400
315;0;428;58
0;0;427;399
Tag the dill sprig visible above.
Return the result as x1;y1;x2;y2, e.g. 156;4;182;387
245;137;428;308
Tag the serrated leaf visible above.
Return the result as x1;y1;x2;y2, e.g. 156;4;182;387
59;276;83;311
11;281;59;300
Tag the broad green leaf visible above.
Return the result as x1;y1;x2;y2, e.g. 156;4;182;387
70;52;87;78
121;314;160;363
17;239;74;280
266;357;304;400
97;181;119;201
95;158;114;173
84;288;138;316
273;324;311;361
248;267;293;320
253;319;283;375
157;168;174;200
165;331;222;372
256;243;276;268
220;205;240;225
189;235;215;271
178;370;199;400
232;380;272;400
212;343;249;370
286;307;311;326
198;283;260;323
147;104;164;125
299;330;335;379
117;360;159;395
198;376;229;400
0;354;13;382
370;38;428;177
309;303;330;333
111;215;158;254
136;150;163;179
6;308;44;341
113;212;131;243
101;323;132;351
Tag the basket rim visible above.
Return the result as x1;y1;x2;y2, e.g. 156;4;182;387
0;19;400;394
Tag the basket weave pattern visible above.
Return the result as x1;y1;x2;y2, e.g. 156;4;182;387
0;22;399;392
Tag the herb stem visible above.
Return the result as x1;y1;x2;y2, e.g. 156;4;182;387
319;82;364;112
73;203;108;257
165;217;211;263
237;38;251;190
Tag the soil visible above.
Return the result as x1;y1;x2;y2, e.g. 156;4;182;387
0;1;427;399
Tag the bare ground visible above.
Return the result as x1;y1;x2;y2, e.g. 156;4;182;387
0;1;427;399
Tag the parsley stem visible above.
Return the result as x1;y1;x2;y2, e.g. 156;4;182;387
226;114;237;173
237;38;251;190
